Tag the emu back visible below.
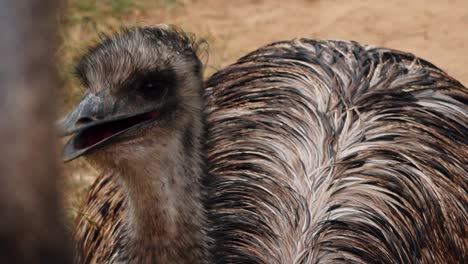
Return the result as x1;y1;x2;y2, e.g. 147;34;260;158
204;39;467;263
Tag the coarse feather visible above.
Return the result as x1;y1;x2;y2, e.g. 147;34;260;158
74;37;467;263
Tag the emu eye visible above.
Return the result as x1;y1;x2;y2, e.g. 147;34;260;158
138;79;167;100
136;70;174;101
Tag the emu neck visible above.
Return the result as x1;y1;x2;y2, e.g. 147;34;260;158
120;133;209;263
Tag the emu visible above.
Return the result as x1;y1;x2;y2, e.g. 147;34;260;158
59;26;467;263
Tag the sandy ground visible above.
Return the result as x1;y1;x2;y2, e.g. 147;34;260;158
159;0;468;84
62;0;468;219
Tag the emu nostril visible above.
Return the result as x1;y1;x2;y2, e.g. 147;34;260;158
76;117;96;125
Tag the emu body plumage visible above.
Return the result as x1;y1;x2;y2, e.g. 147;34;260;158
69;28;467;263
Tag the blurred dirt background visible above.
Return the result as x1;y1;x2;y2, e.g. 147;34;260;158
58;0;468;224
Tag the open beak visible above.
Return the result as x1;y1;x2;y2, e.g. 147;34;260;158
58;92;161;162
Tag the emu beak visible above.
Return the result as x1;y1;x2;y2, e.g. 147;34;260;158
57;91;162;162
57;93;105;137
57;92;107;162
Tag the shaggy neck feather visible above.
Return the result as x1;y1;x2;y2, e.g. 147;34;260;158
118;128;209;263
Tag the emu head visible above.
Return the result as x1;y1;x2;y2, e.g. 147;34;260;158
59;26;204;168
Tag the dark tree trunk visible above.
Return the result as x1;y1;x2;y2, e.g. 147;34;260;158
0;0;71;263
